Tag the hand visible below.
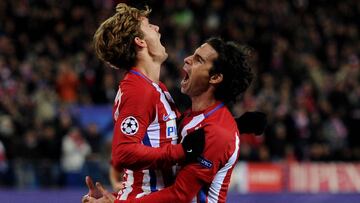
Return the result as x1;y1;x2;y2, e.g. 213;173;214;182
181;128;205;163
82;176;103;203
84;182;116;203
236;112;267;135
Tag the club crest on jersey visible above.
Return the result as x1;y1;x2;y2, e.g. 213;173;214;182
121;116;139;135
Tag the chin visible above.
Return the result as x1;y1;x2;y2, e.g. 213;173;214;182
163;51;168;59
180;87;187;95
160;51;168;61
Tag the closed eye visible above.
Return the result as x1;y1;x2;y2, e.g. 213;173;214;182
195;54;205;64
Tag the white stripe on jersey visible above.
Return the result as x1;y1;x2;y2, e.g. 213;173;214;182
146;83;179;147
180;114;205;142
113;88;123;121
207;133;240;203
152;83;177;120
139;169;151;197
120;169;134;200
135;192;147;198
147;115;160;148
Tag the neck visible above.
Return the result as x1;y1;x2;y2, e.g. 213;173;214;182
191;91;217;112
135;60;161;84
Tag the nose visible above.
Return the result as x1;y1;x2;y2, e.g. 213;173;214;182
184;55;192;65
153;24;159;32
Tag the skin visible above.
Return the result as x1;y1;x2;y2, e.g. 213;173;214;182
181;43;223;111
82;176;104;203
139;17;167;61
109;166;124;192
83;178;115;203
134;17;167;84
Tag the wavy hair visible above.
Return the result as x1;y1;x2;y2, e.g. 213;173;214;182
206;37;254;103
93;3;151;70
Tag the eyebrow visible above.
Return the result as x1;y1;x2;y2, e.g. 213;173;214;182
194;53;205;63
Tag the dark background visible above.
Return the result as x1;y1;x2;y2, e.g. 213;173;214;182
0;0;359;189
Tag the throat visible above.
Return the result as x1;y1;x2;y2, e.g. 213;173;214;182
136;62;161;84
191;94;217;112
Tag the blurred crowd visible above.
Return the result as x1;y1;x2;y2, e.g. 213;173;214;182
0;0;359;188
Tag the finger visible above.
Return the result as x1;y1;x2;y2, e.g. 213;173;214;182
86;176;97;197
86;176;95;190
83;194;96;203
96;182;114;200
96;182;116;202
96;182;108;195
86;196;97;203
81;194;89;203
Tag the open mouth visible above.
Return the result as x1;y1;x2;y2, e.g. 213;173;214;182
181;69;189;85
183;72;189;81
182;69;189;81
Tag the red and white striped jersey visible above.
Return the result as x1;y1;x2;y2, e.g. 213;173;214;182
111;68;183;200
117;101;241;203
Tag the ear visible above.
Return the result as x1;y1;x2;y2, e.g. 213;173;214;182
134;37;147;48
209;73;223;85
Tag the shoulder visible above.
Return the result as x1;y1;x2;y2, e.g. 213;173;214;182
202;111;239;160
204;124;236;144
115;74;158;117
206;107;238;135
120;75;157;101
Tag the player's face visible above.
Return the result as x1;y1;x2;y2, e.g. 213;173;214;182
181;43;218;97
139;17;168;62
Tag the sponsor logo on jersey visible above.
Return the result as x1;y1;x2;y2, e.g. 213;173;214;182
163;113;171;121
166;119;177;137
198;156;213;169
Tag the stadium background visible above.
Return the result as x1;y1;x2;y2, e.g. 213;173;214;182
0;0;359;202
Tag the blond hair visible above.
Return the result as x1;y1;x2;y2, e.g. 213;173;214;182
93;3;151;70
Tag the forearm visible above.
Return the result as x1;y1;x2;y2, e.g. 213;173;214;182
112;143;185;170
116;165;203;203
114;187;187;203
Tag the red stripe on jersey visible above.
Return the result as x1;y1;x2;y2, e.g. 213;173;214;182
127;171;146;199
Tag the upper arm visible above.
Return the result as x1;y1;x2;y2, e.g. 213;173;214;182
112;84;155;145
111;84;155;168
111;84;185;170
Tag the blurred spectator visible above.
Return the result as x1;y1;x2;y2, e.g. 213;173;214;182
37;123;62;187
84;123;102;154
0;140;8;185
83;123;106;184
33;85;58;124
56;60;79;104
61;127;91;186
14;129;39;188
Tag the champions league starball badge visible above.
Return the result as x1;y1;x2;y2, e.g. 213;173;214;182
121;116;139;135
